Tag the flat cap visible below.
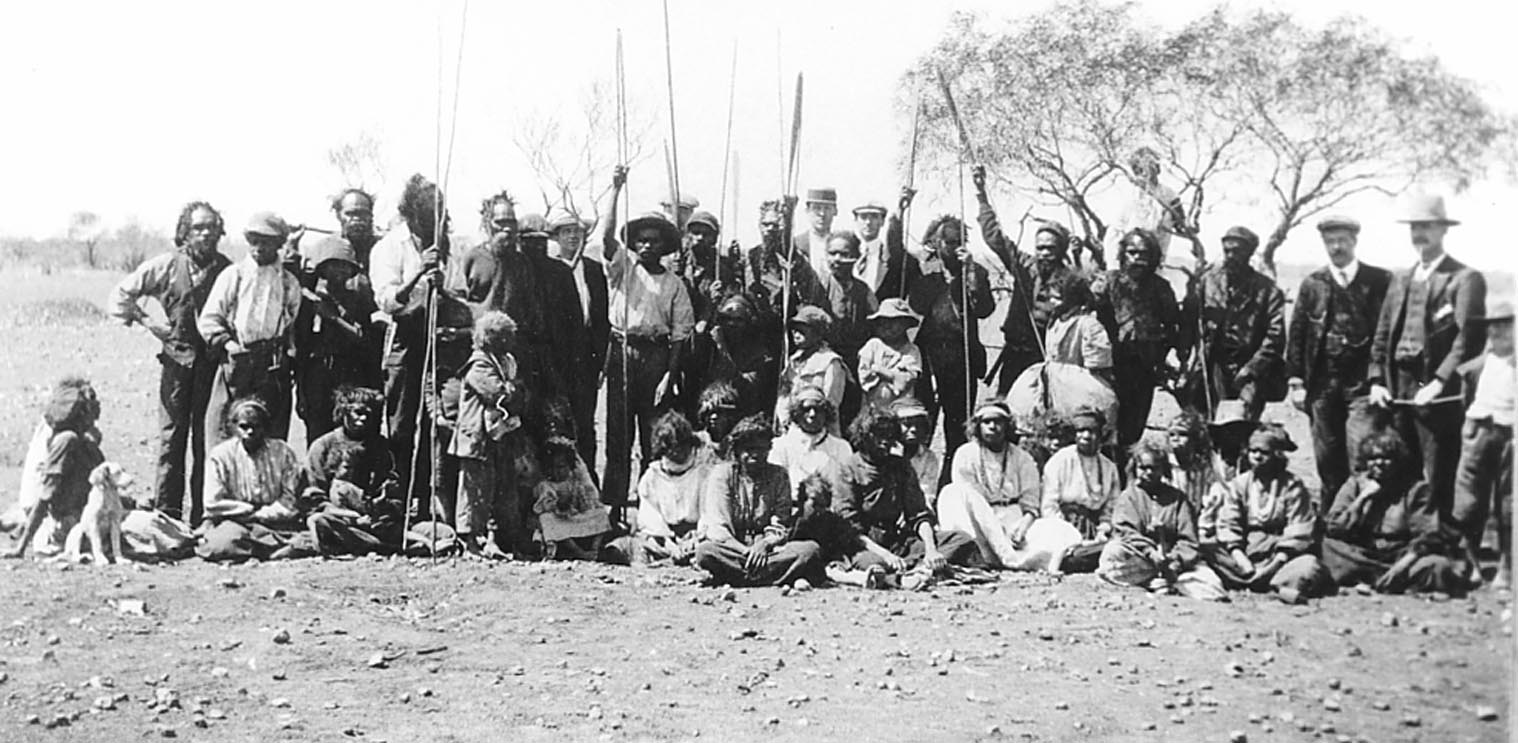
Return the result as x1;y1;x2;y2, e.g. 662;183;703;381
805;187;838;205
788;304;833;328
244;211;290;239
1221;226;1259;250
518;213;550;239
658;192;700;210
1315;214;1361;234
852;200;888;216
687;210;720;231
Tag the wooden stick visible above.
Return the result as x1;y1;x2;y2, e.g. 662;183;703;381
660;0;683;229
716;39;738;284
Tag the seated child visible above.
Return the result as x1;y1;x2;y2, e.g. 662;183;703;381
5;377;104;558
1097;441;1225;600
533;436;612;561
303;387;403;556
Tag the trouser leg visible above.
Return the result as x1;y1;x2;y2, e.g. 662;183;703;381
156;359;193;521
930;353;971;485
1452;421;1511;549
1098;539;1158;587
385;342;425;511
1411;406;1462;520
1115;370;1157;454
602;343;633;508
1309;385;1350;506
571;370;601;477
455;457;492;536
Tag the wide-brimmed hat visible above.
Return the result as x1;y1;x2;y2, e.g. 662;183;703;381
805;187;838;206
1221;226;1259;250
547;212;590;234
1476;299;1515;325
867;298;920;325
788;304;832;329
1208;400;1256;433
852;200;888;216
621;212;682;255
687;211;719;231
1316;214;1361;234
244;211;289;239
303;235;359;271
1397;193;1460;226
518;213;551;239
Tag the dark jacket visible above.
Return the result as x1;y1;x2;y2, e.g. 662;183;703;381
873;214;923;303
574;257;611;374
978;199;1072;353
1369;254;1486;394
1287;263;1392;396
1180;264;1287;400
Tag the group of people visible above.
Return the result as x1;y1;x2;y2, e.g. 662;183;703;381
1;158;1510;601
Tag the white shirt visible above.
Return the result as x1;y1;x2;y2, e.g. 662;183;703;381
197;256;301;346
805;231;831;280
768;426;854;500
1331;259;1361;287
607;245;695;341
1468;351;1516;427
1413;252;1446;283
854;234;888;291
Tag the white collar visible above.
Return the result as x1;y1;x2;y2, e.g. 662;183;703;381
1332;259;1360;284
1417;251;1445;271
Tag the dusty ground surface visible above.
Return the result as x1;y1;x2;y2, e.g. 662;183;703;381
0;268;1512;742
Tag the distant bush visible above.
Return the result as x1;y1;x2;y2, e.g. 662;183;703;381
0;220;170;272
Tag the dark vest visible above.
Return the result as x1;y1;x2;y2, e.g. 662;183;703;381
1394;274;1430;362
161;251;231;365
1319;278;1376;375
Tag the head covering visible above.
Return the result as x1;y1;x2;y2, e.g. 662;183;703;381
547;212;589;234
972;400;1012;421
805;187;838;206
867;298;921;325
687;211;720;231
791;386;828;408
1034;220;1071;253
891;397;930;419
716;293;759;325
1069;410;1103;432
303;236;359;270
543;435;578;452
244;211;289;239
1398;193;1460;225
1221;226;1259;251
788;304;833;329
658;192;700;210
1208;400;1255;433
43;377;98;430
621;212;683;255
518;213;550;239
230;397;271;425
1477;299;1515;325
852;200;888;216
1248;424;1297;453
1316;214;1361;234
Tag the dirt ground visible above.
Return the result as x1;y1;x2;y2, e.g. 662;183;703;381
0;268;1512;742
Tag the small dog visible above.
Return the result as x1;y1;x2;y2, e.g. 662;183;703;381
64;462;133;565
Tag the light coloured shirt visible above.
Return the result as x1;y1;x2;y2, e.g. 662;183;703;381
1040;444;1120;519
1468;351;1517;426
1412;252;1446;283
204;438;303;521
768;426;854;500
949;441;1041;513
108;250;221;325
910;448;942;505
607;245;695;341
854;234;888;291
858;337;923;410
635;458;711;540
1214;470;1316;553
804;230;831;281
197;256;301;346
368;228;467;318
778;346;848;422
1331;259;1361;288
1044;310;1113;371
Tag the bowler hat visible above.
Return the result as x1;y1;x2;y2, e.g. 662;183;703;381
518;213;550;239
852;200;888;216
687;211;720;231
788;304;832;328
1221;226;1259;251
805;187;838;206
866;298;921;325
1316;214;1360;234
245;211;290;239
621;212;682;255
1398;193;1460;226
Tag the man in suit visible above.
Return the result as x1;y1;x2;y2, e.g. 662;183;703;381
1286;215;1393;501
1178;226;1287;420
551;211;610;471
1369;194;1486;511
794;187;839;281
852;191;924;303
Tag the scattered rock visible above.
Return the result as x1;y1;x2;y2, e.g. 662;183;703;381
367;652;389;669
1380;612;1398;627
1400;714;1422;727
270;698;291;708
1476;705;1499;722
1323;697;1341;712
209;667;229;678
1228;731;1247;743
269;587;287;599
271;629;290;645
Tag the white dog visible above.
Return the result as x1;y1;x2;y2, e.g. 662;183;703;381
64;462;133;565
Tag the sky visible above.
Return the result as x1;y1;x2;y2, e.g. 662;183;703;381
2;0;1514;274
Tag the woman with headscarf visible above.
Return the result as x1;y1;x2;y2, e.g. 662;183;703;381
1097;441;1225;600
1320;432;1471;594
197;398;307;562
4;377;105;559
933;400;1045;570
1207;425;1332;602
1023;411;1121;573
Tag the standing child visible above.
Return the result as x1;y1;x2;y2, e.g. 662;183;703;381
5;377;105;558
533;436;611;560
1453;300;1515;589
857;299;923;414
776;305;848;433
449;311;526;559
820;231;879;382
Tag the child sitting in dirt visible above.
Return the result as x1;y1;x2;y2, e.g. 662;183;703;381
449;311;526;559
303;387;403;556
5;377;105;559
533;436;611;561
857;299;923;414
610;411;711;566
1096;441;1225;600
789;473;895;588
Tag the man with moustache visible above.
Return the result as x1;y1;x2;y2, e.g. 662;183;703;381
1286;215;1392;500
851;192;923;303
109;201;234;524
1178;225;1286;420
1093;227;1181;455
793;187;840;281
514;212;586;427
551;205;611;472
1369;194;1486;512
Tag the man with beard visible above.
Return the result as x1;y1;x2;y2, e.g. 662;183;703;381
1286;215;1392;501
550;205;610;473
745;198;828;331
513;213;585;429
370;175;470;519
793;187;839;281
109;201;233;524
674;209;744;420
1369;194;1486;515
198;212;304;448
850;193;922;302
1093;227;1180;454
973;166;1075;394
1178;226;1286;420
908;215;994;480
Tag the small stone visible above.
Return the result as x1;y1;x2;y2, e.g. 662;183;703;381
1228;732;1248;743
986;724;1002;736
1327;678;1341;690
269;588;287;599
159;727;178;738
1380;612;1398;627
418;687;434;698
1400;714;1422;727
1037;630;1055;641
272;669;286;681
207;709;226;720
1372;701;1392;711
1323;697;1341;712
367;652;388;669
1140;722;1156;730
209;667;229;678
270;698;291;708
588;706;602;720
46;634;60;646
765;716;780;726
399;693;411;704
1318;723;1336;734
271;629;290;645
1476;706;1499;721
1169;714;1184;725
1053;701;1069;711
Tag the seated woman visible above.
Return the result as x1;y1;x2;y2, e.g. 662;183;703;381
1023;411;1120;574
768;386;854;501
533;436;612;561
304;387;403;556
694;415;823;587
5;377;104;559
197;399;307;562
1097;441;1225;600
1207;425;1332;602
609;411;711;565
835;410;982;588
1321;432;1470;595
934;400;1044;570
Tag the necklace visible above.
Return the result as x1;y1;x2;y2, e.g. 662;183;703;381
977;444;1011;503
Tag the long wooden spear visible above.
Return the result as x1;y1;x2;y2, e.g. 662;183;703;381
779;72;804;362
716;39;738;285
936;67;977;424
900;89;923;299
661;0;683;228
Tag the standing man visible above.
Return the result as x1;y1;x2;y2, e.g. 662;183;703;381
793;187;839;281
108;201;233;524
746;198;829;328
1093;228;1181;454
516;213;586;422
852;191;923;303
198;212;303;448
974;165;1074;394
1369;194;1486;511
1286;215;1392;500
1178;226;1286;420
552;208;611;473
